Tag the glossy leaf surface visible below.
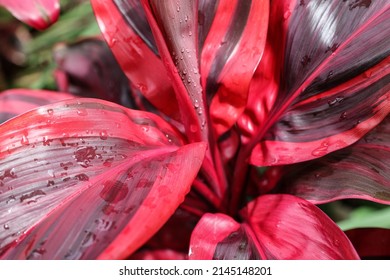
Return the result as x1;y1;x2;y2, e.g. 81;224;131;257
0;98;206;259
91;0;180;120
275;116;390;204
0;0;60;30
249;0;390;166
200;0;269;136
0;89;74;124
190;195;359;259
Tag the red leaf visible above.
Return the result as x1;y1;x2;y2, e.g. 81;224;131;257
345;228;390;259
0;98;206;259
190;195;359;259
240;195;359;259
0;0;59;30
90;0;180;120
188;213;244;260
275;116;390;204
247;0;390;166
140;0;208;142
201;0;269;136
0;89;74;123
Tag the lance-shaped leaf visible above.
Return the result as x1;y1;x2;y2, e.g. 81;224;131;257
189;195;359;259
0;89;74;124
345;228;390;259
0;0;60;30
249;0;390;166
274;115;390;204
0;98;206;259
200;0;268;136
53;38;133;107
91;0;180;120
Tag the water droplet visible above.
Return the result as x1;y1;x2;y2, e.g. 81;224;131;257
3;224;9;230
47;109;54;116
349;0;371;10
185;15;189;21
21;135;29;145
188;31;192;36
339;111;347;120
60;162;73;170
94;219;113;231
99;130;108;140
194;100;199;109
20;190;46;203
77;109;88;116
300;55;311;67
81;231;97;247
311;142;329;157
48;169;55;178
6;195;16;204
190;124;198;133
326;70;334;80
181;48;185;53
46;180;55;187
27;248;46;259
42;136;52;146
327;96;344;107
75;174;89;181
100;180;128;204
182;69;187;75
176;5;180;12
283;10;291;20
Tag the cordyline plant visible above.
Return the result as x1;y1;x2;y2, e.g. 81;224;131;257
0;0;389;259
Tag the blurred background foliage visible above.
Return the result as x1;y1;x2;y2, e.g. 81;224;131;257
0;0;100;90
0;0;389;232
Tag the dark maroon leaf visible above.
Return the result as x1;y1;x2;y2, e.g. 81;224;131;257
0;89;74;124
345;228;390;259
246;0;390;166
53;38;134;107
0;98;206;259
274;116;390;204
0;0;60;30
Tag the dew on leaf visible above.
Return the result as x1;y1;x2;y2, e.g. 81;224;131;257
3;224;9;230
100;180;128;204
327;96;344;107
99;130;108;140
75;173;89;181
20;190;46;203
20;135;29;145
77;108;88;116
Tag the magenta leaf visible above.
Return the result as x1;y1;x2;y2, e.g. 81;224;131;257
0;98;206;259
240;195;359;259
345;228;390;259
248;0;390;166
275;116;390;204
200;0;269;136
188;212;256;260
53;38;133;107
190;195;359;259
0;89;74;124
90;0;180;120
0;0;60;30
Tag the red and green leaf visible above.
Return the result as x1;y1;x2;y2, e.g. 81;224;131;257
0;89;74;124
0;0;60;30
189;195;359;260
247;0;390;166
275;115;390;204
0;98;206;259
